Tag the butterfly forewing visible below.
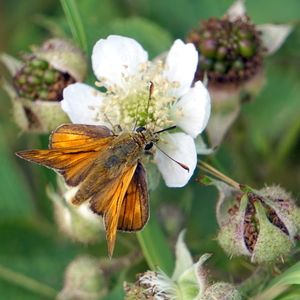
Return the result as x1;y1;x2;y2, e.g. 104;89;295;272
16;124;115;187
50;124;114;149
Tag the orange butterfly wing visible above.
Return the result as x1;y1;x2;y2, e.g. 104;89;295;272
88;163;149;257
117;163;149;232
16;124;115;186
17;124;150;258
49;124;114;148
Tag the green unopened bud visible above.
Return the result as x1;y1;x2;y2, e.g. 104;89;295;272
1;77;70;133
237;28;253;39
1;39;88;133
29;57;48;69
185;0;292;148
232;59;244;70
186;15;263;84
199;56;214;70
38;90;49;100
198;38;218;58
31;38;87;82
57;256;108;300
211;178;300;263
27;74;42;85
238;39;256;57
216;45;227;60
43;69;56;84
214;61;227;74
196;253;242;300
199;282;242;300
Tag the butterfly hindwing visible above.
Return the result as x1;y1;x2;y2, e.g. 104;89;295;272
88;164;138;257
117;163;149;232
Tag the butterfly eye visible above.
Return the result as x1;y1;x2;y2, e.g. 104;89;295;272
145;142;153;150
136;127;146;133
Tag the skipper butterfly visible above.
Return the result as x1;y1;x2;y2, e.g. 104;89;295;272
16;84;188;257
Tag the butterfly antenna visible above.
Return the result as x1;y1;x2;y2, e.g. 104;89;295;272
104;113;122;133
146;81;154;127
103;113;114;128
154;126;177;134
132;105;140;131
156;144;189;172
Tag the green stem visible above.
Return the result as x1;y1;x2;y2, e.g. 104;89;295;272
136;206;175;277
0;264;58;298
59;0;88;54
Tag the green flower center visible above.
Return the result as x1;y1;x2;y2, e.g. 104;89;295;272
92;60;179;131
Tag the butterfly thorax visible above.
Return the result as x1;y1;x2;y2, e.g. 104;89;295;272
108;128;158;166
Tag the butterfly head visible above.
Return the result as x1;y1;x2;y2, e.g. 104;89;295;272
134;126;159;155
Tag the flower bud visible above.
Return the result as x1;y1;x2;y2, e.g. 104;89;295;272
199;282;242;300
57;256;108;300
185;0;292;147
186;16;263;85
1;39;88;133
201;176;300;263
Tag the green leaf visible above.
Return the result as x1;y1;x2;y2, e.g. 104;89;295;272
253;261;300;300
266;261;300;288
0;126;34;218
104;283;125;300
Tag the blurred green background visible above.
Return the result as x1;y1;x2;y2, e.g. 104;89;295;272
1;0;300;298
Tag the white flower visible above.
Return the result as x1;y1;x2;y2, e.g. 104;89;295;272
61;35;211;187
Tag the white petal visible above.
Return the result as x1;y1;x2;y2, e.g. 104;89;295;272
155;133;197;187
163;40;198;98
170;81;211;138
61;83;104;125
226;0;246;21
92;35;148;89
257;24;293;56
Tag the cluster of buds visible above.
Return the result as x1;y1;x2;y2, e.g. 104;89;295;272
199;176;300;263
13;55;74;101
185;0;293;147
186;15;263;84
1;39;88;133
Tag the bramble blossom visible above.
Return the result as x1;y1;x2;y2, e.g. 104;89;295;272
62;35;210;187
